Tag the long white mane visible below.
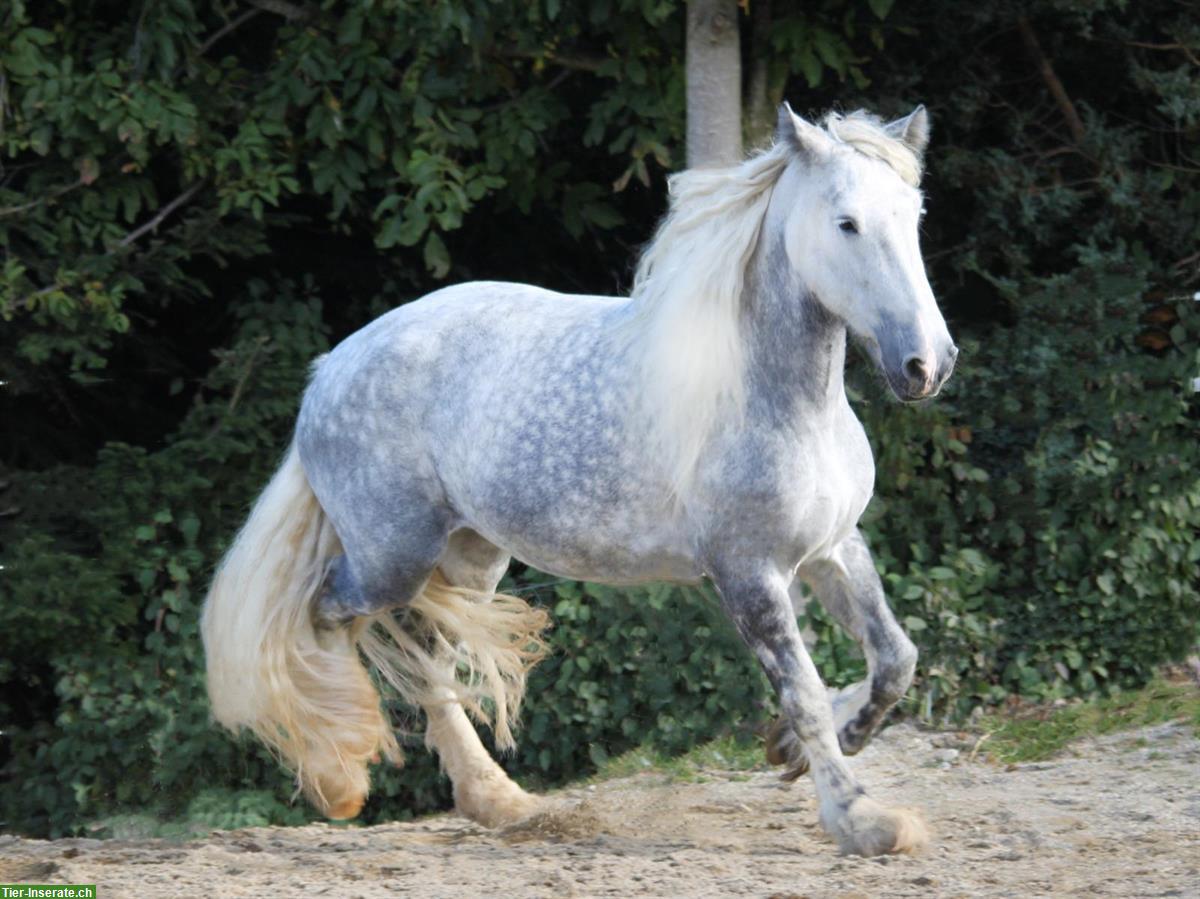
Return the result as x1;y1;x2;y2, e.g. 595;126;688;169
624;110;921;501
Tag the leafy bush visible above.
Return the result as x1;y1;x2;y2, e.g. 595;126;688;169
844;264;1200;717
513;581;771;778
1;279;333;836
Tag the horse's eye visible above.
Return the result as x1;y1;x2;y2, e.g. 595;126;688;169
838;218;859;235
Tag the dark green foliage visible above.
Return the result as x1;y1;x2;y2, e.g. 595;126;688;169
2;278;332;836
829;0;1200;714
2;0;1198;838
513;581;770;779
847;267;1200;718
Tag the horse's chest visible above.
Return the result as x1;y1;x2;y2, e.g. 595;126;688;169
802;444;871;550
695;412;873;571
804;421;873;551
767;417;875;566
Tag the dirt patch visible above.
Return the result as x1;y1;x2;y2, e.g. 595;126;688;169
3;721;1199;897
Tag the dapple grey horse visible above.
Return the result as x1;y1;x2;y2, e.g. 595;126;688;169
202;103;955;856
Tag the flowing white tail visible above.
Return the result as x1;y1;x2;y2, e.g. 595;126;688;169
201;443;548;819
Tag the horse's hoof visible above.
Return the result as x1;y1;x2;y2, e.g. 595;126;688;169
324;795;365;820
764;717;789;765
305;737;375;823
456;779;545;828
764;717;810;780
824;795;929;857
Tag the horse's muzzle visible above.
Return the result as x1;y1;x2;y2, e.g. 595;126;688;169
890;343;958;402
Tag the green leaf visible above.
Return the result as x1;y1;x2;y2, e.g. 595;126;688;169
423;232;450;278
798;48;822;88
868;0;895;19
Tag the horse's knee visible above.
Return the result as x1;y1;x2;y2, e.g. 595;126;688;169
831;636;916;757
873;636;917;705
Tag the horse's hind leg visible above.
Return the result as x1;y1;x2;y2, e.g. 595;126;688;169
767;529;917;775
423;528;544;827
319;516;544;825
297;487;451;817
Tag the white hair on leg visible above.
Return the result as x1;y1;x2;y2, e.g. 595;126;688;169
424;684;543;827
824;794;930;856
203;450;549;821
358;571;549;754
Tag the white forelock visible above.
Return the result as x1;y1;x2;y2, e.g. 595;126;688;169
823;110;923;187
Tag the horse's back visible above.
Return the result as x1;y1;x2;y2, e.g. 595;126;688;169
314;280;616;371
295;281;628;518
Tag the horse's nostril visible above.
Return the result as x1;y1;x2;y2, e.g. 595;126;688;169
903;355;928;383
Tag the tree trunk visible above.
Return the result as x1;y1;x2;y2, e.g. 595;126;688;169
686;0;742;168
744;0;774;149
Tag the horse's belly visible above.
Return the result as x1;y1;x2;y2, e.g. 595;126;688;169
504;531;702;586
430;304;703;583
461;485;702;585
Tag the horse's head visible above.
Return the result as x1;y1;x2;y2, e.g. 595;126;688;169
775;104;956;402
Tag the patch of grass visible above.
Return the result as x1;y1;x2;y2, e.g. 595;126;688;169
591;733;768;784
81;813;208;841
978;677;1200;764
581;676;1200;785
81;788;312;840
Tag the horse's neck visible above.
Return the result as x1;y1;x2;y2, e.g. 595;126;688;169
742;238;848;423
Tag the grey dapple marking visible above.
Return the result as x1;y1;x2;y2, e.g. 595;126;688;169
203;103;955;857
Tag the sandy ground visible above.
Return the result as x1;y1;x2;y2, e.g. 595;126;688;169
3;720;1199;898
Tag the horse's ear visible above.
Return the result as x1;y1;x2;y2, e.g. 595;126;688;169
776;102;833;158
885;105;930;158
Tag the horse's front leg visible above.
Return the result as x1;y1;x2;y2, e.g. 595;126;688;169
713;564;926;856
768;529;918;775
